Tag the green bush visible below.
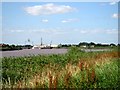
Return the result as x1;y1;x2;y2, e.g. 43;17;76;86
2;47;119;88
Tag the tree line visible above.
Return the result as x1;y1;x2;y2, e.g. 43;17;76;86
0;42;119;51
59;42;119;48
0;44;33;51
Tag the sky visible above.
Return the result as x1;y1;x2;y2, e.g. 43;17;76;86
2;2;119;45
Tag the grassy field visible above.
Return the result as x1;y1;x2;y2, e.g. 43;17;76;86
2;47;120;88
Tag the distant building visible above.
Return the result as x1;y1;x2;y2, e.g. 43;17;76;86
90;45;95;48
32;45;40;49
0;44;7;47
32;44;58;49
80;45;87;48
50;44;58;48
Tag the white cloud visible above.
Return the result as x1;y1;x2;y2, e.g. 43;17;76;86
100;1;117;6
61;18;79;23
42;19;48;23
110;2;117;5
28;28;67;35
73;28;118;35
10;29;24;33
106;29;118;34
112;13;119;18
9;28;118;35
109;0;119;5
79;30;88;34
73;29;102;34
24;3;76;15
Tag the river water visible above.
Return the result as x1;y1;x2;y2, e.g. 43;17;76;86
0;48;112;58
1;49;68;58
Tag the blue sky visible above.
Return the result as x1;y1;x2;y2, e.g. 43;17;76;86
2;2;118;45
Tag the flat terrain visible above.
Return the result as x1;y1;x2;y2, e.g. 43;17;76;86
1;49;68;57
0;48;113;58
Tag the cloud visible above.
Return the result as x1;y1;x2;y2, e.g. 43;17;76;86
24;3;76;15
79;30;88;34
61;18;79;23
28;28;67;35
100;1;117;6
42;19;48;23
106;29;118;34
109;1;117;5
9;28;117;35
10;29;24;33
112;13;119;18
73;29;102;34
109;0;119;5
73;28;118;35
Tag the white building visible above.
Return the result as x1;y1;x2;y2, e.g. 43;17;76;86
80;45;87;48
32;44;58;49
51;44;58;48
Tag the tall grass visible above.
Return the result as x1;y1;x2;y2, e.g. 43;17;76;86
2;47;119;88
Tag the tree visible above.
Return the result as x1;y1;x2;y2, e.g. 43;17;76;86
78;42;88;46
110;43;116;46
89;42;96;46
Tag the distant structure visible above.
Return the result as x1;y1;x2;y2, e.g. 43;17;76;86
41;37;43;46
32;38;58;49
80;45;87;48
90;45;95;48
25;38;33;45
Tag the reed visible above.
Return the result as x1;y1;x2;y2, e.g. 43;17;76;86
64;71;71;88
48;71;53;89
2;47;119;88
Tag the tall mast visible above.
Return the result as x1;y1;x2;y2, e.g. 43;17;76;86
50;40;52;46
41;37;43;45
